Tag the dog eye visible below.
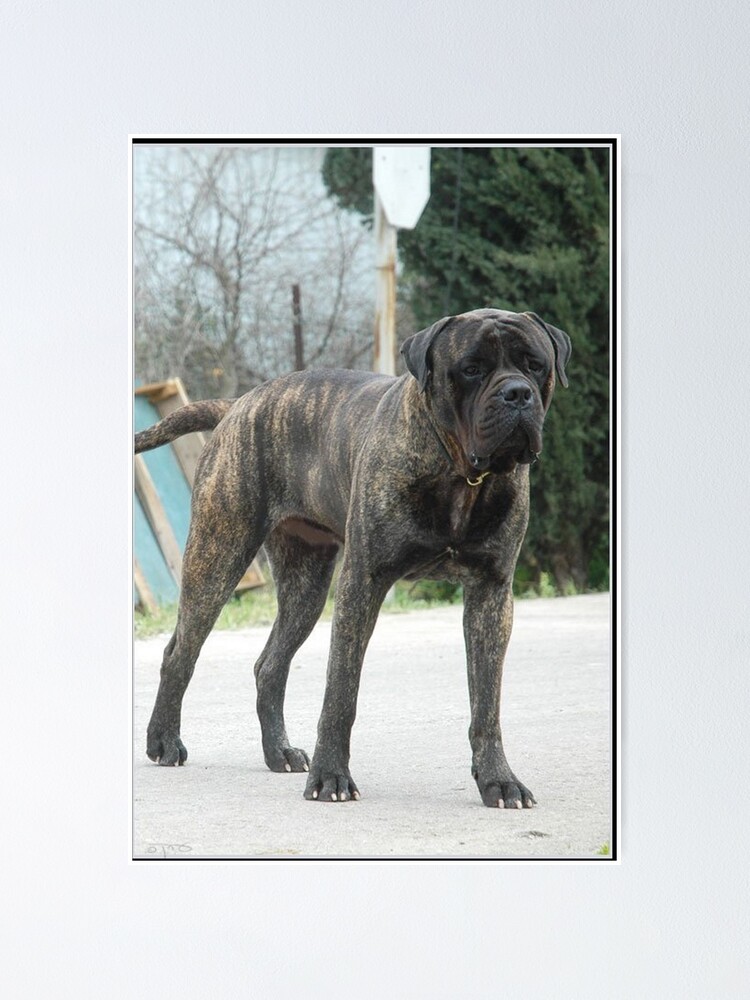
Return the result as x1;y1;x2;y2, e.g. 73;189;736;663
526;358;545;375
462;365;482;378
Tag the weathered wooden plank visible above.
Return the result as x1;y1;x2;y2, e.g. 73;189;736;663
133;558;159;614
139;379;265;591
133;378;266;601
134;493;179;605
152;378;207;486
134;394;193;550
134;454;183;584
134;379;180;403
237;562;265;590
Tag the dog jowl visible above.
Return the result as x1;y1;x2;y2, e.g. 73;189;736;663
135;309;571;808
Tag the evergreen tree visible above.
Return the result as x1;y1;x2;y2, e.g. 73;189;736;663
323;146;610;592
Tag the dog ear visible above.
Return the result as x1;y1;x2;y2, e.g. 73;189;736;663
524;312;572;388
401;317;453;392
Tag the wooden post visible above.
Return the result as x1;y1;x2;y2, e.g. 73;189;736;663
374;192;397;376
372;147;431;377
292;283;304;371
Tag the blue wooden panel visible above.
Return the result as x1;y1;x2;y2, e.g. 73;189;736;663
134;395;194;550
134;492;179;605
133;390;196;606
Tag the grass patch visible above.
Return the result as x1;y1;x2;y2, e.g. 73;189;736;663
134;570;598;640
513;569;580;599
135;586;278;640
387;579;464;612
596;841;611;857
134;579;466;640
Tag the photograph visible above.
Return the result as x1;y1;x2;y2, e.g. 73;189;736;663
131;138;617;860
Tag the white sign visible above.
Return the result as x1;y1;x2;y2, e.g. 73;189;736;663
373;147;431;229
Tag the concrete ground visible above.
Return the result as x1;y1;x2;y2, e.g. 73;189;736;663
132;592;612;860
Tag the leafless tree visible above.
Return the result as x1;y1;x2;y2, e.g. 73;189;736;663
134;146;374;398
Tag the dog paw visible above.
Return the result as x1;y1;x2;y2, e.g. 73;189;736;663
477;778;536;809
303;762;360;802
264;744;310;773
146;728;188;766
472;765;535;808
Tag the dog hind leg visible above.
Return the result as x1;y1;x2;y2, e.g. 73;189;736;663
146;508;266;766
254;524;339;772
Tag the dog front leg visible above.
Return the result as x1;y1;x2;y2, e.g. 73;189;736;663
303;554;391;803
463;575;536;809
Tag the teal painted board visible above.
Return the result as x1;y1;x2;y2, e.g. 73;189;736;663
134;492;179;605
134;394;193;550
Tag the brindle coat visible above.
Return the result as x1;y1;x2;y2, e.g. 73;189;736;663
135;309;570;808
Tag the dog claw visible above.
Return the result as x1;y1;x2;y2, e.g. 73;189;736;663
147;731;188;767
264;745;310;773
478;775;536;809
304;763;360;803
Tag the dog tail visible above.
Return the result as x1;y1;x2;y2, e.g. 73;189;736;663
134;399;236;453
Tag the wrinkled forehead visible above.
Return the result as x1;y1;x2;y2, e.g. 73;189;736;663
441;309;543;354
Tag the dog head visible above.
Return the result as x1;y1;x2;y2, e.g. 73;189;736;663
401;308;571;472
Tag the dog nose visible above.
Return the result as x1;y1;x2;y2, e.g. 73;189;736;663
500;379;533;409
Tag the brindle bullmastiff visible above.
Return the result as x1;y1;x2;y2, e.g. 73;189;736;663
135;308;570;808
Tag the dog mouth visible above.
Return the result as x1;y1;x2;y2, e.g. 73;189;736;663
468;411;543;470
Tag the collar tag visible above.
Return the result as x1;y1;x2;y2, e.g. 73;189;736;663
466;470;491;487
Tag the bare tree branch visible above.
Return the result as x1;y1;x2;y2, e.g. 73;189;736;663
134;146;375;398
